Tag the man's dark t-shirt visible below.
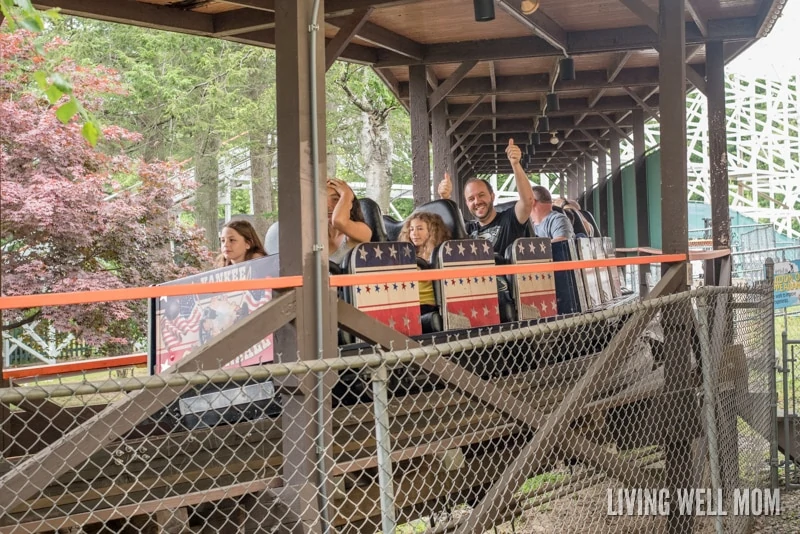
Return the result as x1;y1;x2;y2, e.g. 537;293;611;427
466;207;530;256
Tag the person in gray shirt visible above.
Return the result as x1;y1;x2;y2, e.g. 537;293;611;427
530;186;575;242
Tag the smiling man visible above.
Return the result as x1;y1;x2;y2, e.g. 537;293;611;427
439;138;534;255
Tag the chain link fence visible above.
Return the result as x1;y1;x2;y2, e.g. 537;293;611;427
733;246;800;283
0;284;774;534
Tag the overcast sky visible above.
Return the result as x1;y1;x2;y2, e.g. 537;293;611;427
729;1;800;79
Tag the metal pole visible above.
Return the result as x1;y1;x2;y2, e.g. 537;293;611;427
766;258;779;490
372;365;397;533
783;329;791;490
697;297;724;534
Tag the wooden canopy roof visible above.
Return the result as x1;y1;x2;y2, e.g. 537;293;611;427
33;0;785;176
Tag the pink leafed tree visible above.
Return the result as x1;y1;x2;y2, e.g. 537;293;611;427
0;30;212;350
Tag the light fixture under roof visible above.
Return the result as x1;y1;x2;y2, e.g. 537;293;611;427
473;0;495;21
521;0;541;15
550;132;560;145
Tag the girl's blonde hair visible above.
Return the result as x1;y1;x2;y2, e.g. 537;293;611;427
398;212;451;261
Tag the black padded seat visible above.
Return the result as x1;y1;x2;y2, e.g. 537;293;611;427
563;208;589;237
581;210;601;237
358;198;388;242
383;214;403;241
264;222;279;255
409;199;469;240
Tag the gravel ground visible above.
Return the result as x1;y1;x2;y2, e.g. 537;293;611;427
749;488;800;533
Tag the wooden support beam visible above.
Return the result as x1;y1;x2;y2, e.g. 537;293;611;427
496;1;568;52
409;64;431;206
327;16;424;60
685;0;708;37
325;9;372;70
632;108;650;297
618;0;658;31
583;155;594;211
609;129;625;247
452;115;634;136
275;3;334;531
432;101;450;195
447;94;489;136
451;120;482;154
659;2;692;532
608;50;634;82
221;0;275;11
447;95;660;121
376;18;756;67
706;40;730;252
597;146;609;235
623;87;660;121
428;60;478;110
599;114;633;145
399;67;662;99
618;0;708;94
323;0;426;17
213;10;276;37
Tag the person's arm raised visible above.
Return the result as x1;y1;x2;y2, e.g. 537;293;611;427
329;178;372;244
506;138;534;224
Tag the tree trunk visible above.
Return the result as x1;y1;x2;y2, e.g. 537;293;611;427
360;110;393;213
195;133;221;252
250;132;276;240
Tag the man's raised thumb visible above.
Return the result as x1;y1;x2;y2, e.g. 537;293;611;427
508;138;515;146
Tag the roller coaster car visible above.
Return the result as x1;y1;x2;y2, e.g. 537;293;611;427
149;199;627;427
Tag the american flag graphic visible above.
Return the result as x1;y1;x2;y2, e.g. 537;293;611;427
510;238;558;320
160;295;202;349
350;242;422;336
437;239;500;330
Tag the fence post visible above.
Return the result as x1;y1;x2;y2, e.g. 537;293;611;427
782;329;791;491
696;296;724;534
765;258;780;490
372;365;397;533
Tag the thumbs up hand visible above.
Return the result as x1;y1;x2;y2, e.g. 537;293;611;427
438;171;453;200
506;138;522;166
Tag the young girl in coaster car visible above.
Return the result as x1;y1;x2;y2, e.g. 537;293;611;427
326;177;372;264
398;212;451;314
215;220;268;268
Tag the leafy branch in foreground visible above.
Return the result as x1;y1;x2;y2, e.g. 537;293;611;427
1;0;101;145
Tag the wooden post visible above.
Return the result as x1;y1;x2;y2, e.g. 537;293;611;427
597;144;609;236
707;39;739;493
609;129;624;247
659;1;693;533
633;108;649;295
432;102;450;198
275;1;334;531
707;41;731;270
409;64;431;206
583;155;594;212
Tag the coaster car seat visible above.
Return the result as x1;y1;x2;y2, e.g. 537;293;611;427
357;198;388;243
410;199;469;240
383;214;403;241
